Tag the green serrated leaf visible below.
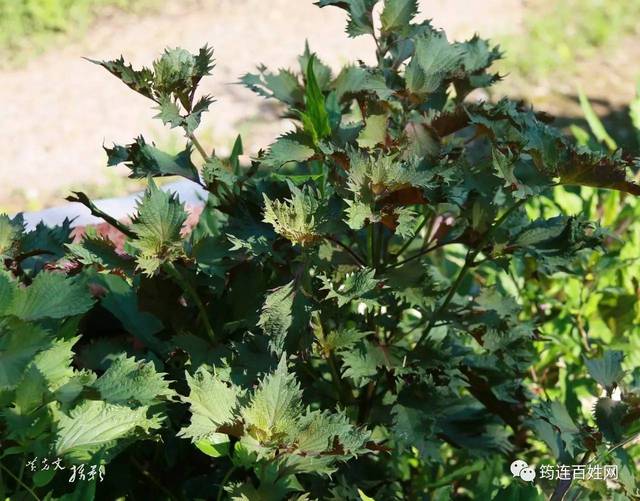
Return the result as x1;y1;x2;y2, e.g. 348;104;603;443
0;214;24;258
406;32;463;95
105;136;199;182
8;272;94;321
31;336;79;390
357;114;387;149
90;56;155;100
585;351;625;392
202;157;238;189
339;340;384;387
153;47;198;96
130;180;188;275
93;354;173;406
299;42;333;90
263;183;328;246
258;281;295;355
241;355;302;444
315;0;379;38
55;400;163;462
241;68;303;105
321;268;380;307
381;0;418;32
333;66;393;101
179;367;241;442
262;137;315;168
0;318;51;390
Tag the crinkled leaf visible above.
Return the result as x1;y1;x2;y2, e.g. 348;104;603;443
0;214;24;258
179;367;241;442
105;136;199;182
585;351;625;392
241;68;303;105
55;400;163;462
130;180;188;275
357;114;387;149
321;268;380;307
262;138;315;168
93;354;173;406
315;0;379;38
241;356;302;444
0;318;50;390
380;0;418;32
406;32;463;95
263;183;328;246
258;281;295;355
8;272;94;321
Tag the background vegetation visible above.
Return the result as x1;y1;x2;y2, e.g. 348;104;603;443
0;0;156;64
500;0;640;78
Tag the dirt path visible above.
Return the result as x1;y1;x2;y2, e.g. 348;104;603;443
0;0;523;211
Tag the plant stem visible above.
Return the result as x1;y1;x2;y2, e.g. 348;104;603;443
217;465;236;501
357;380;377;424
0;462;40;501
328;352;351;404
367;224;375;268
188;132;212;160
325;236;366;268
381;240;451;272
13;249;55;263
391;215;429;261
130;457;177;501
426;462;484;489
17;457;25;488
414;198;527;349
163;262;215;342
66;191;136;238
414;250;474;349
377;222;385;266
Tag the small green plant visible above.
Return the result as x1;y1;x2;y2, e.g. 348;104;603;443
2;1;640;499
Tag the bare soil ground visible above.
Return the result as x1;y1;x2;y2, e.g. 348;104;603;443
0;0;523;211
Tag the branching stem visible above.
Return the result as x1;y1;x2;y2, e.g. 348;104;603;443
0;462;40;501
414;198;527;349
130;457;176;500
382;240;452;272
391;214;428;261
217;465;236;501
325;236;367;268
66;192;136;239
164;262;215;342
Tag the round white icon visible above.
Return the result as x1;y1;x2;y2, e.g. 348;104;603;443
510;460;536;482
510;459;528;477
520;467;536;482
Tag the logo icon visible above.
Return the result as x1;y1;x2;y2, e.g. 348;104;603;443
511;459;536;482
